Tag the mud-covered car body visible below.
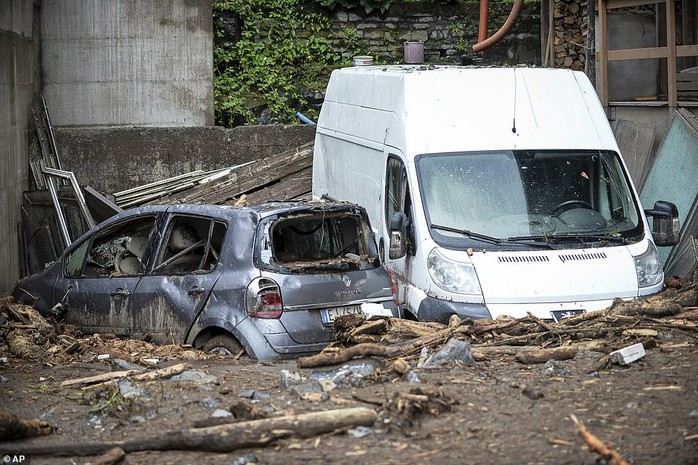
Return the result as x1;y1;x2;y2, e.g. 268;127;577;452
12;201;398;360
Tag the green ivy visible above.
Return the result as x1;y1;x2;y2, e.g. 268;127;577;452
313;0;394;15
213;0;345;127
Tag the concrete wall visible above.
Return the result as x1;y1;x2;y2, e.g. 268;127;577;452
54;125;317;194
41;0;213;127
0;0;40;293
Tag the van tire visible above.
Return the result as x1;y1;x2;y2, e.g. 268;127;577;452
201;334;245;356
400;307;417;321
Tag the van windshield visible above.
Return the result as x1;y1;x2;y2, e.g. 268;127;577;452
416;150;643;246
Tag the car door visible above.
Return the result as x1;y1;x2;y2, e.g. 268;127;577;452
62;215;158;336
129;214;227;344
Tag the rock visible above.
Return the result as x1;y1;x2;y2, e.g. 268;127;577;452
424;338;475;367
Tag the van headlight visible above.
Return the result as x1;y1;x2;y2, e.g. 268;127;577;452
427;248;482;295
634;242;664;288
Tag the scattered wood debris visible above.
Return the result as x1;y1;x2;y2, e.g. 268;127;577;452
88;447;126;465
388;386;457;430
571;414;631;465
60;362;189;389
2;407;378;457
0;409;54;441
298;274;698;368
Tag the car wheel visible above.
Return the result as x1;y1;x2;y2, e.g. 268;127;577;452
201;334;245;357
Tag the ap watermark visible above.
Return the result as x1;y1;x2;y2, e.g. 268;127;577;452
2;455;30;464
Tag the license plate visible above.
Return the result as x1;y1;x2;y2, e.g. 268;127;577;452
551;309;585;323
321;306;363;325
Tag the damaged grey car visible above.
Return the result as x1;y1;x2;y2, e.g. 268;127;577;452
12;201;398;360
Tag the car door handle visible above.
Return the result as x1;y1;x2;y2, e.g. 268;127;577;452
110;288;130;298
188;286;205;296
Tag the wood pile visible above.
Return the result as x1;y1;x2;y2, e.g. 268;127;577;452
297;274;698;369
551;0;588;71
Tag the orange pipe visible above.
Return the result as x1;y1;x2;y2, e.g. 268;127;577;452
478;0;489;44
472;0;524;54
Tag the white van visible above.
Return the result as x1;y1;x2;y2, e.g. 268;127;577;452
312;65;680;323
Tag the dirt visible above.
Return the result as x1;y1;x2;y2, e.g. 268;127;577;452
1;298;698;465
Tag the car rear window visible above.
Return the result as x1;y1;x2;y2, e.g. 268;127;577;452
259;212;379;272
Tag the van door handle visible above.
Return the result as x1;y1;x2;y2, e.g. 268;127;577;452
188;286;205;296
111;288;129;298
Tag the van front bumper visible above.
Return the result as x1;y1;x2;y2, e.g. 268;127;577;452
417;297;492;324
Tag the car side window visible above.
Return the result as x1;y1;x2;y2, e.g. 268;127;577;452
153;216;226;275
65;216;156;278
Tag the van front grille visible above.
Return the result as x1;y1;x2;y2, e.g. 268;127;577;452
497;255;550;263
558;252;607;263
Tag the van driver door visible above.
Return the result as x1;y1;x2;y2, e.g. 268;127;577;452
384;155;416;316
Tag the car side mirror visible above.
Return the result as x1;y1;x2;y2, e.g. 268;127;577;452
644;201;680;247
388;212;408;259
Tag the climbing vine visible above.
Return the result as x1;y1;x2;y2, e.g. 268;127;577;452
213;0;345;127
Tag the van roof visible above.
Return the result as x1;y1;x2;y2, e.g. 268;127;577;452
319;65;619;155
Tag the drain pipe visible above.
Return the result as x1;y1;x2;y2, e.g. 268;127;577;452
472;0;524;54
478;0;489;45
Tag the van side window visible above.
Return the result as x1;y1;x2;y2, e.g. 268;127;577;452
386;156;414;253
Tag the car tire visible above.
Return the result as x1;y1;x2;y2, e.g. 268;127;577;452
201;334;245;356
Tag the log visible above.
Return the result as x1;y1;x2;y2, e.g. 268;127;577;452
61;370;141;387
0;410;53;441
296;343;392;368
1;407;377;456
514;346;577;364
63;363;190;388
90;447;126;465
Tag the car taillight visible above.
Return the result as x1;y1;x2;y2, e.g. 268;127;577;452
246;278;283;319
388;269;399;305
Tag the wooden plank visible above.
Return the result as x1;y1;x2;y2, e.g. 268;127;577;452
598;0;609;106
606;0;664;9
677;82;698;92
193;150;312;204
599;45;698;62
158;143;314;205
607;46;667;61
667;0;677;107
241;168;312;206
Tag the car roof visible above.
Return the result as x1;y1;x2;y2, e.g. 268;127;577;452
114;200;365;223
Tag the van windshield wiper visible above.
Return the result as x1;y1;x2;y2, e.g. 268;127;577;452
548;233;628;244
430;224;502;245
505;236;556;249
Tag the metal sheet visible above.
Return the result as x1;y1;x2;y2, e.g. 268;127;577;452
640;108;698;266
613;118;656;188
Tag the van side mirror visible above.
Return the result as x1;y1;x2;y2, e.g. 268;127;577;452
644;201;680;247
389;212;408;259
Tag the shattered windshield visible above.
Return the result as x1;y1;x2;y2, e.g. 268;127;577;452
416;150;642;247
258;211;380;272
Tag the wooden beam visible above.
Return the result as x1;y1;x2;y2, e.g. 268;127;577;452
606;0;665;10
607;47;668;61
598;0;609;107
598;45;698;61
667;0;677;107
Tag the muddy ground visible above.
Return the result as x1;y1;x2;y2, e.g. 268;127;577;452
1;286;697;465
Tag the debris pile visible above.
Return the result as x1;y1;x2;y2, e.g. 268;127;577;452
0;296;208;365
298;274;698;369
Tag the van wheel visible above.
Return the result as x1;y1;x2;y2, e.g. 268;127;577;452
201;334;245;357
400;307;417;321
